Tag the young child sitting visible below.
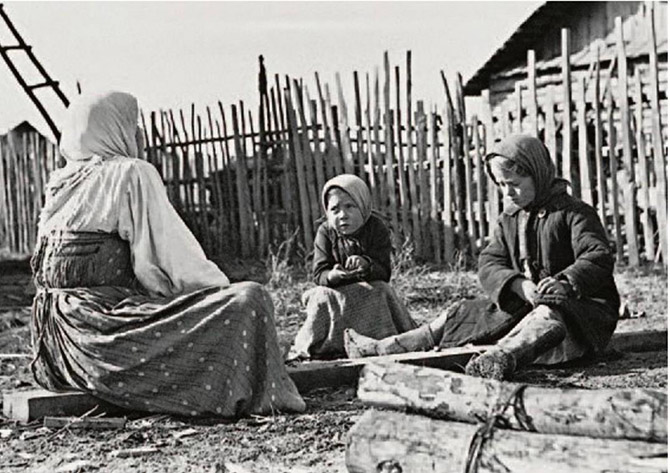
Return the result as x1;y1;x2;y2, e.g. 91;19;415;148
344;135;620;381
287;174;417;360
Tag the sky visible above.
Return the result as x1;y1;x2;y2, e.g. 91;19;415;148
0;1;542;139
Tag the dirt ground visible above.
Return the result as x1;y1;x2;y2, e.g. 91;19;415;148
0;257;667;473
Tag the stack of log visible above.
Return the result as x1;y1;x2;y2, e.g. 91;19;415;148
346;362;668;473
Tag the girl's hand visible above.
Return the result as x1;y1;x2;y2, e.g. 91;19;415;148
345;255;371;272
327;264;354;285
536;277;573;306
510;277;539;306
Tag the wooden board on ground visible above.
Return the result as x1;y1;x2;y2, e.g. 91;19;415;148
3;389;123;422
287;344;488;393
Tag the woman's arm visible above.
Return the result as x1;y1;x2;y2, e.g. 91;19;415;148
118;160;229;296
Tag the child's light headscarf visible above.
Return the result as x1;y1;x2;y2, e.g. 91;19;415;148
321;174;372;222
59;90;140;162
485;134;568;211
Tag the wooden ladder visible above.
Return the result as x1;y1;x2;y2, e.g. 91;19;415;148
0;3;69;140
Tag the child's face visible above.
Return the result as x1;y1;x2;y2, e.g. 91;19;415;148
489;156;536;209
326;189;365;235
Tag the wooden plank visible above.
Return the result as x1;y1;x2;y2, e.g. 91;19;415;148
284;89;314;251
441;107;457;267
634;68;655;262
455;74;477;254
231;104;254;257
335;72;354;174
3;390;122;422
441;72;466;259
247;111;264;256
615;16;640;267
395;65;411;245
647;1;668;265
406;51;422;258
353;71;366;180
429;106;441;263
415;102;430;259
515;81;523;133
593;47;609;230
287;345;487;393
315;72;338;179
373;68;386;205
364;73;379;207
576;77;591;205
606;87;624;262
44;416;126;430
527;50;538;137
292;80;320;226
308;99;326;195
218;103;240;252
609;329;667;353
472;116;486;245
561;27;573;183
481;90;498;238
383;51;400;247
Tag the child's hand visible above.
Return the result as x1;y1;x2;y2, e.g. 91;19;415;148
511;278;539;306
344;255;371;273
536;277;573;306
327;264;354;285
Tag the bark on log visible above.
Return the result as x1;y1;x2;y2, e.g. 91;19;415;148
346;410;668;473
358;362;667;443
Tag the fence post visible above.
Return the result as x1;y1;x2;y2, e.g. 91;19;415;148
527;50;538;137
395;65;411;244
576;77;592;206
634;68;655;262
383;51;400;248
592;46;608;230
561;27;573;184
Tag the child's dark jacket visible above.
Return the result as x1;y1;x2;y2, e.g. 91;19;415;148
478;191;619;353
313;214;392;287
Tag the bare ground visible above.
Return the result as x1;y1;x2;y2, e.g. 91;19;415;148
0;258;666;473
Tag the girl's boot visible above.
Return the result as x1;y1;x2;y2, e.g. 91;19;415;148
344;324;435;358
464;307;567;381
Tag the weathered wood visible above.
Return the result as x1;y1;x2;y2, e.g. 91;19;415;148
472;116;486;245
335;72;354;174
394;65;411;245
514;81;523;133
358;362;667;442
346;410;668;473
609;329;667;353
527;49;538;137
429;107;441;263
615;16;640;267
44;416;126;430
441;100;456;265
576;77;591;205
606;87;624;261
287;345;485;393
480;89;498;237
634;68;655;262
383;51;399;246
561;28;573;183
353;71;366;181
647;1;668;265
3;390;121;422
593;47;608;230
415;102;431;258
406;51;422;258
456;74;477;254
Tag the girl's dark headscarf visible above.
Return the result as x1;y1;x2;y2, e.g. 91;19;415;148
485;134;569;212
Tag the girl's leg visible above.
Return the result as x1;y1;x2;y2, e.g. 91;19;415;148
465;305;567;380
344;312;449;358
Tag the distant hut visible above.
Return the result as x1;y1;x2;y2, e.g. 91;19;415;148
464;1;667;140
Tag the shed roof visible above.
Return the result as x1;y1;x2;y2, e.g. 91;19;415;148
463;1;667;96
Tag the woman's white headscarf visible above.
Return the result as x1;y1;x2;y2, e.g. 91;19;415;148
59;90;140;162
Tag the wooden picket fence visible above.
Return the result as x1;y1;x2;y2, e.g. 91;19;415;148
144;18;668;268
0;129;61;255
0;14;667;270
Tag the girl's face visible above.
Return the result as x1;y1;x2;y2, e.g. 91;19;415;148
326;188;365;235
489;156;536;209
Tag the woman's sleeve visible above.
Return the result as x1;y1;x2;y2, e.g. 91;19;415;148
478;218;523;308
364;218;392;282
313;223;336;286
117;160;229;296
555;204;615;297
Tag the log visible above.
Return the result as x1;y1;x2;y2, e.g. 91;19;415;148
358;362;667;443
346;410;668;473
